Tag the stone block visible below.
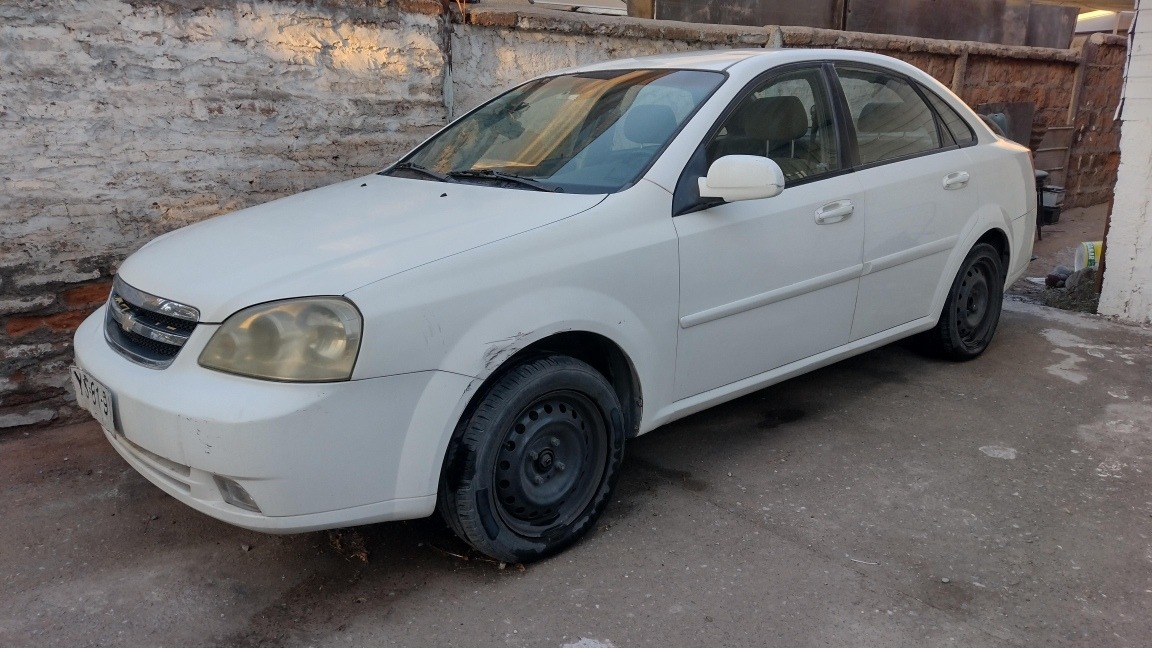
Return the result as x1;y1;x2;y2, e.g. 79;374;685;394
3;343;68;361
0;296;55;316
0;408;56;429
5;310;92;339
61;280;113;308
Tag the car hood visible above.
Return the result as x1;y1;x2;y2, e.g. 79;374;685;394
117;174;606;323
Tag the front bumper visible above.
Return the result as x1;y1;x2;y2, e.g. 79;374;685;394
73;307;472;533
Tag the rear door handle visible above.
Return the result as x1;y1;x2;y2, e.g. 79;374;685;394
943;171;970;190
815;200;854;224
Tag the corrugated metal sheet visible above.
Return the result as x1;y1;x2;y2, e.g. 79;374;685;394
654;0;840;29
1026;4;1079;48
846;0;1029;45
650;0;1083;48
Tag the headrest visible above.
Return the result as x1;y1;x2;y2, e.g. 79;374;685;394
742;96;808;142
622;104;678;146
857;101;928;133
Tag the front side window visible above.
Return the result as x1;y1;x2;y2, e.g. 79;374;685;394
390;69;725;194
836;66;941;166
705;67;841;183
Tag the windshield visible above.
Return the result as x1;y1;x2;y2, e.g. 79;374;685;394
391;69;725;193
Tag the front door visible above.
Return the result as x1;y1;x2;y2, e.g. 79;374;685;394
672;65;865;400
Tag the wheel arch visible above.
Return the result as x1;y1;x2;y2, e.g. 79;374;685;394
975;227;1011;279
930;226;1010;321
458;330;643;440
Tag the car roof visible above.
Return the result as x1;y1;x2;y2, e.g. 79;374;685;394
565;48;917;74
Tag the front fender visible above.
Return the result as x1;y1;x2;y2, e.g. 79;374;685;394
347;180;681;455
442;290;658;384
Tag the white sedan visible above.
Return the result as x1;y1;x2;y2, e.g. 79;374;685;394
72;49;1035;562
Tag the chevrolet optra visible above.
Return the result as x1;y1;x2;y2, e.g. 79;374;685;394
72;49;1035;562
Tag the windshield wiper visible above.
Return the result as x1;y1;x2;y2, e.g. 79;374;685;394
384;162;449;182
447;169;562;193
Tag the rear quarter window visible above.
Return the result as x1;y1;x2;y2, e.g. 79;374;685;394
921;86;977;147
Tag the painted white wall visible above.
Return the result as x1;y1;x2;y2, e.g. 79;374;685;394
1100;0;1152;324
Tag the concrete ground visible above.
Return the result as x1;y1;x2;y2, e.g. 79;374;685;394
2;301;1150;647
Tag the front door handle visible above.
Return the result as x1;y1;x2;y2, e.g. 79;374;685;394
815;200;854;225
943;171;971;190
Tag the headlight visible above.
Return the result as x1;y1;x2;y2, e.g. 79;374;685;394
199;298;362;382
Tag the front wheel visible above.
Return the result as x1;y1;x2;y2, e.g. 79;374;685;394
931;242;1004;360
437;355;625;563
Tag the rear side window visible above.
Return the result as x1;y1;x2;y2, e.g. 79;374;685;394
921;86;977;147
835;66;941;165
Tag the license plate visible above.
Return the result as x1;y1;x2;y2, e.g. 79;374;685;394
71;365;117;433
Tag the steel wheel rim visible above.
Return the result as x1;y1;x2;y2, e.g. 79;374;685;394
954;258;995;349
492;390;608;537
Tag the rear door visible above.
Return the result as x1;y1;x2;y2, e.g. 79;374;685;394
832;65;980;341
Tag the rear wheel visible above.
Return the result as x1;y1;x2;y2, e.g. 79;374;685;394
438;355;625;563
931;242;1004;360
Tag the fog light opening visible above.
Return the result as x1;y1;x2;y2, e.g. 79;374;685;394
214;476;262;513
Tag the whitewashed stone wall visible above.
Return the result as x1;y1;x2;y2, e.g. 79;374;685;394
0;0;447;428
1099;0;1152;325
2;0;445;253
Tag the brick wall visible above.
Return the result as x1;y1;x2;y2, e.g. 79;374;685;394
1066;33;1128;209
772;26;1082;136
0;1;1128;433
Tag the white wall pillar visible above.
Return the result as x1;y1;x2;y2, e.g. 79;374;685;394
1100;0;1152;324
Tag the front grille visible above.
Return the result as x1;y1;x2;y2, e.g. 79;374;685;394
121;301;197;334
104;276;200;369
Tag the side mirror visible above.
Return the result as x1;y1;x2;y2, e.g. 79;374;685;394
697;155;786;203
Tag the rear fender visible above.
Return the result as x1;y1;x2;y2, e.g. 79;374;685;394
928;203;1019;320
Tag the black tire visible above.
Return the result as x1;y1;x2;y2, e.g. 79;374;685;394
931;242;1004;360
437;355;625;563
